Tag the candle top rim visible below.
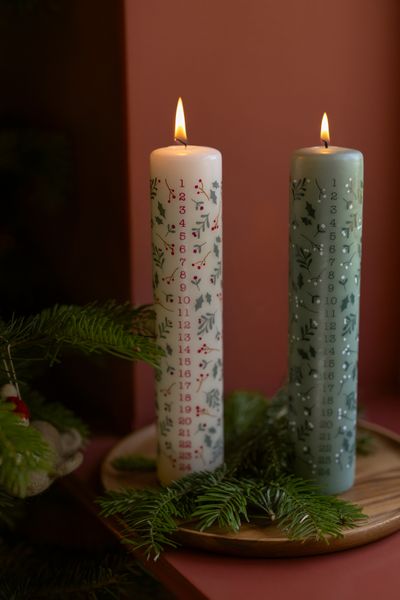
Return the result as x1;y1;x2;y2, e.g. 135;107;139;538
293;146;363;158
151;145;221;157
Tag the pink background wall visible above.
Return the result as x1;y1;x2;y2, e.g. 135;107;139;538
124;0;400;427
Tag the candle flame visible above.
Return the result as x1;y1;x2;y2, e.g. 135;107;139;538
174;97;187;143
320;112;330;146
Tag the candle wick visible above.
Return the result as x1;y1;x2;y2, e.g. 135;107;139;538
175;138;187;148
323;140;329;149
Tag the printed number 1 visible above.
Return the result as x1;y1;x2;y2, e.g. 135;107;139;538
180;178;184;188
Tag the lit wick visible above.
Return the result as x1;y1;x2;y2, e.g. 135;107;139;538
175;137;187;147
323;140;328;149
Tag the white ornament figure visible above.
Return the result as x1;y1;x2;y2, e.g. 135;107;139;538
0;384;84;497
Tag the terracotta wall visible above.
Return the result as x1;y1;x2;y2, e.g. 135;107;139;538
125;0;400;427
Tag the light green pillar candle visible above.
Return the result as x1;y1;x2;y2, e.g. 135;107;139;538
288;124;363;495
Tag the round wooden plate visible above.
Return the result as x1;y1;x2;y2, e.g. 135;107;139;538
101;420;400;557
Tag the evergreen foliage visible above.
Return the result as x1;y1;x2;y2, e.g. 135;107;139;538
0;402;52;497
98;390;367;560
0;302;163;369
0;302;162;498
0;541;172;600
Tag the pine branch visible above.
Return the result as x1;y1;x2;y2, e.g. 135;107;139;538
0;402;52;497
0;302;164;369
0;541;172;600
0;490;23;530
191;479;250;531
99;488;184;560
250;476;365;540
98;388;369;559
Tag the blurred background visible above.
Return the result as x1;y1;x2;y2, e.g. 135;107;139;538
1;0;398;434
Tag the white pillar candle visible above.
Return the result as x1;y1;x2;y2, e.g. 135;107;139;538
150;98;223;486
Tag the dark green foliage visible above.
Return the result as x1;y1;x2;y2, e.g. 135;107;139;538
0;490;23;530
0;302;162;498
99;389;367;560
0;302;163;368
0;401;52;497
26;390;90;440
0;541;172;600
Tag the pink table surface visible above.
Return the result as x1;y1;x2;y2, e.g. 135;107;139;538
74;391;400;600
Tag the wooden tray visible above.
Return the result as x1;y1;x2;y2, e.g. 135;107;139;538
101;420;400;558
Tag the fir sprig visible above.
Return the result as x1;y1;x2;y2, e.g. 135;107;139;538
0;542;171;600
0;402;52;497
99;389;367;559
0;303;163;368
0;301;162;499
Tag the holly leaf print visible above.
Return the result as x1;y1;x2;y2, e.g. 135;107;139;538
155;216;163;225
204;434;212;448
309;345;316;358
213;242;219;258
166;344;173;356
212;181;219;189
210;189;217;204
301;217;312;226
297;348;309;360
297;273;304;289
305;202;315;218
341;296;349;312
195;295;204;311
205;292;212;304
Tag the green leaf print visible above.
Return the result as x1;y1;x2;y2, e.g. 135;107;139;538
198;312;216;336
210;262;222;284
295;246;312;271
152;245;165;269
305;202;315;219
291;178;308;202
205;388;221;409
158;317;173;339
158;201;166;218
342;313;357;336
341;296;349;312
195;295;204;311
300;319;318;342
150;177;158;201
